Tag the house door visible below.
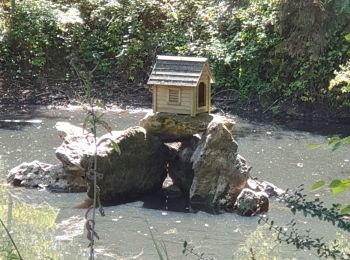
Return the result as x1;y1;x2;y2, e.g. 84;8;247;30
198;82;206;107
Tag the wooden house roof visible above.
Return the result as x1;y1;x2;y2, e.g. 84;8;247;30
147;55;214;87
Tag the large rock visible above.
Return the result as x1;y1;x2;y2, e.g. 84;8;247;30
189;119;251;212
55;122;95;192
140;112;235;140
234;188;269;216
167;136;200;194
82;126;169;202
8;122;169;202
55;121;94;175
246;179;285;198
7;161;79;191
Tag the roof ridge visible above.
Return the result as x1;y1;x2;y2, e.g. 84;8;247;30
157;55;207;62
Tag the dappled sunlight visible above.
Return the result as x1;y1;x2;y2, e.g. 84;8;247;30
0;185;59;259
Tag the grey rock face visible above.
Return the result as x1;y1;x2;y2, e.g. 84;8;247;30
189;119;251;211
167;136;200;194
7;115;283;216
7;161;71;191
140;112;235;141
246;179;285;198
83;126;168;202
234;188;269;216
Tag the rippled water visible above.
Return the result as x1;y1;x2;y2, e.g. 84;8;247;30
0;106;349;259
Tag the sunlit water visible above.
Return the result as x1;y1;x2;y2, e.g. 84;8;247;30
0;106;349;259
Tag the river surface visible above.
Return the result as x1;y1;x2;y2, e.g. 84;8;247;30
0;106;349;260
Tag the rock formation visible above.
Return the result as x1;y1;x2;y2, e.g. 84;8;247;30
7;112;283;216
140;112;234;141
7;161;73;191
189;119;251;212
234;188;269;216
167;136;199;194
82;126;168;202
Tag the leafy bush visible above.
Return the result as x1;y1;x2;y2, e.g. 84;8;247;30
0;0;350;117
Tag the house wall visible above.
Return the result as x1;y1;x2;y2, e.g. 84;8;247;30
154;85;193;115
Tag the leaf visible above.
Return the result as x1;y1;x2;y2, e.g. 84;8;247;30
328;136;341;146
341;136;350;144
95;99;106;109
330;186;344;196
307;143;322;150
331;141;342;151
329;179;343;195
345;33;350;42
329;179;342;188
329;179;350;195
333;203;342;209
97;119;112;133
311;181;325;191
340;205;350;215
111;140;121;155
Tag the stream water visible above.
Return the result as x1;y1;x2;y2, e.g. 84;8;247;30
0;106;349;260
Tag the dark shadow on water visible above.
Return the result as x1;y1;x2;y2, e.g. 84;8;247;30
141;187;190;213
0;121;39;131
142;187;224;214
0;105;72;131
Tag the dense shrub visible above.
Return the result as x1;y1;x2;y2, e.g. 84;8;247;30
0;0;349;117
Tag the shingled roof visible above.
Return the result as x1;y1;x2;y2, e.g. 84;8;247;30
147;55;213;87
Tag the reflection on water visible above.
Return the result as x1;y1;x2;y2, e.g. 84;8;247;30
0;107;349;259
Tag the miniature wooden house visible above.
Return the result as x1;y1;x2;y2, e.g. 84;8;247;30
147;55;214;116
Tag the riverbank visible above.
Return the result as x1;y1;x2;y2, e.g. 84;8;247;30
1;78;350;132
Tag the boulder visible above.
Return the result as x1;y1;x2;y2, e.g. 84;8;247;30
246;179;285;198
167;136;200;194
81;126;169;202
189;119;251;211
55;121;94;175
140;112;235;140
7;122;169;201
54;122;94;192
6;161;80;191
234;188;269;216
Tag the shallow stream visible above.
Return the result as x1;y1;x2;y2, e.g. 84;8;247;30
0;107;349;259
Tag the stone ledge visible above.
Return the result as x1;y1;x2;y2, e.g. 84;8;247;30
139;112;235;140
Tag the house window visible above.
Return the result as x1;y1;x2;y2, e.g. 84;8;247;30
168;88;180;105
198;82;206;107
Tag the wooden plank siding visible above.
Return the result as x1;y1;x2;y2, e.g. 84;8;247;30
152;85;157;113
148;56;214;116
154;85;193;115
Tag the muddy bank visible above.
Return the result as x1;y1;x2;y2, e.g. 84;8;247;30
0;78;152;116
1;78;350;134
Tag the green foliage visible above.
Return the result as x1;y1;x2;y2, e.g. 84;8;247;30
3;0;62;78
182;240;214;260
329;59;350;94
0;185;59;259
329;179;350;195
308;135;350;151
284;186;350;229
311;180;326;191
255;186;350;259
325;0;350;15
0;0;350;116
235;225;279;259
259;216;350;259
147;224;169;260
0;219;21;260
